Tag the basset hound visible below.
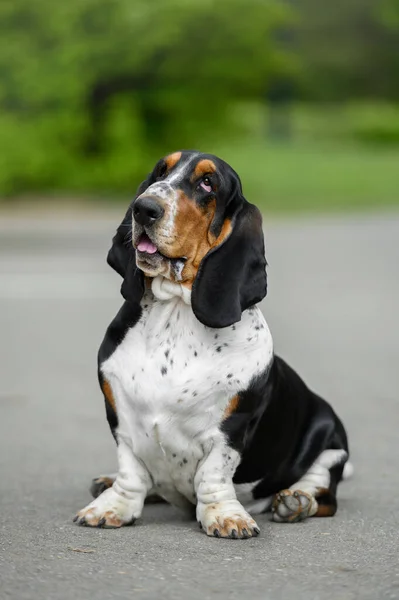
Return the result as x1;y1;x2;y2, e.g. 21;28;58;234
74;151;351;538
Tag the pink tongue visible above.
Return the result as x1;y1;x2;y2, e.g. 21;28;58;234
137;235;157;254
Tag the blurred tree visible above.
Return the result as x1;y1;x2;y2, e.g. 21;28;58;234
1;0;398;195
294;0;399;100
0;0;292;194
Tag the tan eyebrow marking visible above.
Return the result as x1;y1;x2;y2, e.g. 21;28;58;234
192;159;217;180
165;152;182;171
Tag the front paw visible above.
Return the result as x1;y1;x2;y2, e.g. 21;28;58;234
73;487;139;528
197;500;260;539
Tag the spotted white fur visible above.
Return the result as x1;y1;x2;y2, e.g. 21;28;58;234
137;181;179;240
76;275;352;533
76;277;273;534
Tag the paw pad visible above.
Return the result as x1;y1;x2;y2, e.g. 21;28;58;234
272;489;315;523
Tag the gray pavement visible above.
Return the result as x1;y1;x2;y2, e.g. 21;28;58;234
0;210;398;600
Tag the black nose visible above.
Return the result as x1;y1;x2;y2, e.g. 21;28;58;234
133;197;164;227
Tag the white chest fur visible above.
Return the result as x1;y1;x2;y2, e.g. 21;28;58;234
101;280;273;505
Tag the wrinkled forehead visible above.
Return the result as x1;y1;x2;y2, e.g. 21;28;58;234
141;151;220;197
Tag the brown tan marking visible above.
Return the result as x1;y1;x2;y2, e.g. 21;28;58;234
164;151;182;171
315;504;337;517
76;509;129;528
314;487;337;517
162;190;232;286
98;510;130;528
90;476;115;499
209;217;232;248
192;159;217;180
223;394;240;419
101;380;116;413
93;476;114;489
204;515;259;538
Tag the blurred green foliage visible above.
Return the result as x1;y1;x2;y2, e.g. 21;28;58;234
295;0;399;101
0;0;291;195
0;0;398;207
214;138;399;213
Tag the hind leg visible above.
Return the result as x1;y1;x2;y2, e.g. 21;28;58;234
272;449;347;523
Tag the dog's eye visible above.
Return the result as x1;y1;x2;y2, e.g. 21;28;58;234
199;177;212;193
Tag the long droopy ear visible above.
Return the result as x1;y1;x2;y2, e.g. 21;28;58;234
191;201;267;328
106;176;152;304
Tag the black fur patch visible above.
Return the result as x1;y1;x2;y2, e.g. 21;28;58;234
222;356;349;499
97;301;142;439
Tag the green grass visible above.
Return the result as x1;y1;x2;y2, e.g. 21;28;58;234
210;140;399;213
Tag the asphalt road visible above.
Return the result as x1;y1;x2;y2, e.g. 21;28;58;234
0;210;398;600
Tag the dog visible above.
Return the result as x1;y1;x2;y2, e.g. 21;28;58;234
74;151;351;538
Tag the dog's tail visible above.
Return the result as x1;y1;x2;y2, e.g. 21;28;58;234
342;461;354;480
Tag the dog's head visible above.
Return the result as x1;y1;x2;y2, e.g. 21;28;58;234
108;151;267;328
